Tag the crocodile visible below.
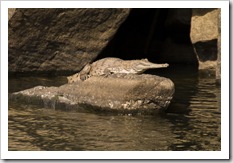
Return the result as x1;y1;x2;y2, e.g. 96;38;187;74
67;57;169;83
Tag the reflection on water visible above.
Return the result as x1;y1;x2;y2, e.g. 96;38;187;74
8;66;221;151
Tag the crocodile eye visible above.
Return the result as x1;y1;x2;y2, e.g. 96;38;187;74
80;75;86;81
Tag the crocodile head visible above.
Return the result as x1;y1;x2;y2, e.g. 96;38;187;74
132;59;169;74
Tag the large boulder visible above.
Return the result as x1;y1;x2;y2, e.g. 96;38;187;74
9;74;175;114
8;8;16;20
8;9;130;75
190;9;220;70
216;10;221;84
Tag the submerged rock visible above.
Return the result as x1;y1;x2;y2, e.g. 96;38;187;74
9;74;174;114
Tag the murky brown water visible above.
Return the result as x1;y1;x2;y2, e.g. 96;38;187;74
8;66;221;151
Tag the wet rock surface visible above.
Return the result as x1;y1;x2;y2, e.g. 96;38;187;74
8;9;130;75
10;74;175;114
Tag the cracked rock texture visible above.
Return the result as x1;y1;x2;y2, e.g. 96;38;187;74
8;9;130;75
10;74;175;114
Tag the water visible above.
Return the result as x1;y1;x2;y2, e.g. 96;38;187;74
8;66;221;151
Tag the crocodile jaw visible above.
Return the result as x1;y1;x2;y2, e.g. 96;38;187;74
134;63;169;73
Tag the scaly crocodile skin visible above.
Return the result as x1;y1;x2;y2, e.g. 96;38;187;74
67;57;169;83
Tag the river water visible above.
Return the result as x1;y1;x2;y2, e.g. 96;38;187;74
8;66;221;151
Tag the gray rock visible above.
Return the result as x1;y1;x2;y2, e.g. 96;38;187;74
8;9;130;75
216;10;221;85
9;74;175;114
190;8;219;70
190;9;219;43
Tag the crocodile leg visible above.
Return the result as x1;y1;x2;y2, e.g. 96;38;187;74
79;64;92;81
101;68;112;78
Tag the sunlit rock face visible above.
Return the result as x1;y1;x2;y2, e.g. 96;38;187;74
8;8;130;75
190;9;220;70
10;74;175;114
8;8;16;20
